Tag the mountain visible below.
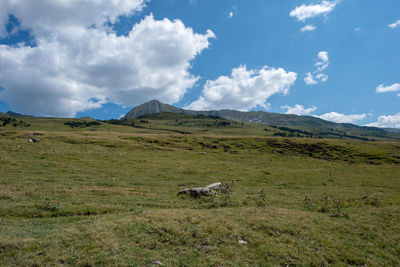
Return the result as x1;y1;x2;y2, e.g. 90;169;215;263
124;100;182;119
123;100;398;140
6;111;32;117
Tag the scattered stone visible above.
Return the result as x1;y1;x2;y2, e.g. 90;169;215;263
178;187;212;197
199;152;207;155
178;182;223;197
28;138;40;143
151;260;164;265
206;182;223;191
238;240;247;245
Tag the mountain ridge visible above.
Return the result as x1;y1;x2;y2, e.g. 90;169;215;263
123;100;398;140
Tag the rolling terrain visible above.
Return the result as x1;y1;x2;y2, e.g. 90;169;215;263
124;100;400;142
0;115;400;265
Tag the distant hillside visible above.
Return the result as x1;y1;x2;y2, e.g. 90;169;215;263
123;100;400;141
384;128;400;134
6;111;32;117
124;100;182;119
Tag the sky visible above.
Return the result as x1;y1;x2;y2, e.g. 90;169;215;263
0;0;399;128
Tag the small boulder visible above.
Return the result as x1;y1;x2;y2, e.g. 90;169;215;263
206;182;223;191
238;240;247;245
28;138;40;143
178;187;212;197
178;182;223;197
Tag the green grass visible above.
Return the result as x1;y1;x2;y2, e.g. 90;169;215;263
0;117;400;266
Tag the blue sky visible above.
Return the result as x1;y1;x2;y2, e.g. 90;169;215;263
0;0;399;127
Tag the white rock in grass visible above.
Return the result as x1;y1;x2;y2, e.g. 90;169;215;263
178;182;223;197
206;182;223;190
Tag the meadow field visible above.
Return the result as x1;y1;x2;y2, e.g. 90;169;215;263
1;117;400;266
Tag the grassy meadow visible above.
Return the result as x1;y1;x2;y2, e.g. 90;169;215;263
1;116;400;266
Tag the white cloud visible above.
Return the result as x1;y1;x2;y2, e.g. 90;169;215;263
315;51;329;71
290;1;338;22
0;2;215;117
316;112;367;124
376;83;400;93
315;73;328;82
0;0;147;38
366;113;400;128
317;51;329;63
389;20;400;29
304;72;317;85
304;51;329;85
301;24;316;32
186;65;297;111
0;1;9;38
281;104;317;116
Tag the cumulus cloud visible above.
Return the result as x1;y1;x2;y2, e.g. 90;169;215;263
317;51;329;63
186;65;297;111
304;72;317;85
315;112;367;124
301;24;316;32
0;2;9;38
0;0;147;37
376;83;400;93
290;1;338;22
366;113;400;128
0;2;215;117
304;51;329;85
281;104;317;116
389;20;400;29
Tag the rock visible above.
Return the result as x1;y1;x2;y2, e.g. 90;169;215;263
198;152;207;155
178;182;223;197
178;187;212;197
151;260;164;265
206;182;223;191
238;240;247;245
28;138;40;143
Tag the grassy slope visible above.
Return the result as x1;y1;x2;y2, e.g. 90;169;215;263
0;118;400;266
